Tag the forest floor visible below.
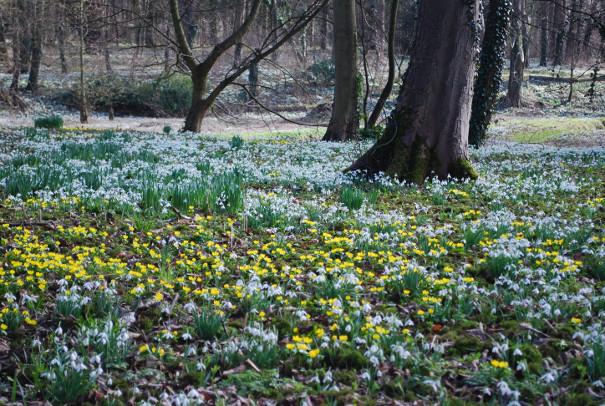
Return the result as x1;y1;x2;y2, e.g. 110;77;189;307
1;60;604;404
0;122;604;404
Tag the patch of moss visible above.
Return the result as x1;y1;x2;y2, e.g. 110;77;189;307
516;343;543;374
451;158;479;180
442;331;490;355
560;392;599;406
325;347;369;369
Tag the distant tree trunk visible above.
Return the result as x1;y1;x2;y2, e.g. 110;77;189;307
181;0;197;47
57;0;68;74
366;0;398;130
79;0;89;124
552;1;566;66
16;0;30;74
469;0;512;146
57;24;68;74
506;0;524;107
10;37;21;91
232;1;245;67
0;15;8;65
319;3;329;50
248;61;259;99
26;0;42;93
564;0;579;64
323;0;359;141
26;26;42;93
582;2;597;52
522;0;530;67
104;0;113;74
348;0;481;183
539;2;549;66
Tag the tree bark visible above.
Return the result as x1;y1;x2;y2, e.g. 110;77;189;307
506;0;524;108
366;0;398;130
348;0;480;183
323;0;359;141
469;0;511;147
184;72;210;131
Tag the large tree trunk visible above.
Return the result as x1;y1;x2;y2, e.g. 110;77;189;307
469;0;511;147
323;0;359;141
366;0;399;129
506;0;525;108
348;0;480;183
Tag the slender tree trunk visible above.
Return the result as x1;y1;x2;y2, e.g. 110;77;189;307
522;0;530;67
552;1;566;66
57;0;68;74
79;0;88;124
26;28;42;93
0;14;8;65
539;2;549;66
319;3;329;51
104;0;113;74
348;0;481;183
181;0;197;47
469;0;512;146
506;0;524;108
26;0;43;93
248;61;259;99
564;0;578;64
582;1;599;53
10;36;21;91
366;0;398;130
232;1;245;66
323;0;359;141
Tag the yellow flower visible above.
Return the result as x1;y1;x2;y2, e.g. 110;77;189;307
308;349;320;358
154;292;164;302
571;317;581;324
139;344;150;353
490;359;509;369
0;323;7;331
